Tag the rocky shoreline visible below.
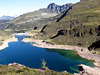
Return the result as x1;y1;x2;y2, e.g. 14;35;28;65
21;38;99;64
22;37;100;75
0;37;18;50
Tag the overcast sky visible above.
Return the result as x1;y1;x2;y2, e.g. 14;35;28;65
0;0;80;17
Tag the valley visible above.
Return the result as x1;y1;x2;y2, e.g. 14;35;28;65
0;0;100;75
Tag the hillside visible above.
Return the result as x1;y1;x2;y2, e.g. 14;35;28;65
0;20;10;30
0;30;12;45
0;63;72;75
3;3;72;33
35;0;100;51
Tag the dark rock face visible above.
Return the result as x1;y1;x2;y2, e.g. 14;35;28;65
78;66;84;71
58;30;68;35
96;25;100;36
34;26;37;30
88;40;100;51
51;30;67;39
41;25;47;33
47;3;73;14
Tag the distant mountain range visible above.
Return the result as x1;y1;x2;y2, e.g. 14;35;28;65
1;3;72;32
0;15;15;20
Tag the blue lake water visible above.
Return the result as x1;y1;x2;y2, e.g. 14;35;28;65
0;35;94;73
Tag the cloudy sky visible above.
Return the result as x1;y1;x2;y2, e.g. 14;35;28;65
0;0;80;17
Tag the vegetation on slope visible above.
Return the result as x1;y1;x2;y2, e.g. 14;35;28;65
0;30;11;45
38;0;100;51
0;20;10;30
0;62;73;75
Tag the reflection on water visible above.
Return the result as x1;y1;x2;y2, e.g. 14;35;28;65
46;48;94;64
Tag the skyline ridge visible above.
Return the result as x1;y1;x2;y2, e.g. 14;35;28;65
0;0;80;17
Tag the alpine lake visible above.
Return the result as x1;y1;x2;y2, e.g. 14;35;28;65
0;35;94;73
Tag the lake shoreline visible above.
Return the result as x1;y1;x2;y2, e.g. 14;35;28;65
21;31;100;71
0;33;26;50
22;37;100;74
0;33;100;74
0;37;18;50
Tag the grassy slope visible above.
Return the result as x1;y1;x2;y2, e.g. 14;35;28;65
3;11;56;33
2;10;59;33
0;20;10;30
39;0;100;49
0;30;12;45
0;64;72;75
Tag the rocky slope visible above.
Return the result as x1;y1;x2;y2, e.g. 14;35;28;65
36;0;100;52
46;3;72;14
3;3;72;33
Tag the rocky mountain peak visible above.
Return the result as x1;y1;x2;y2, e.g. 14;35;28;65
47;3;57;9
47;3;73;14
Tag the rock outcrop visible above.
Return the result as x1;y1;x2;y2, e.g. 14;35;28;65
77;64;100;75
47;3;73;14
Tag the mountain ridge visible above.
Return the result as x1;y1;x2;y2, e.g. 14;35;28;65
47;3;72;14
0;15;15;20
2;3;72;32
34;0;100;51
